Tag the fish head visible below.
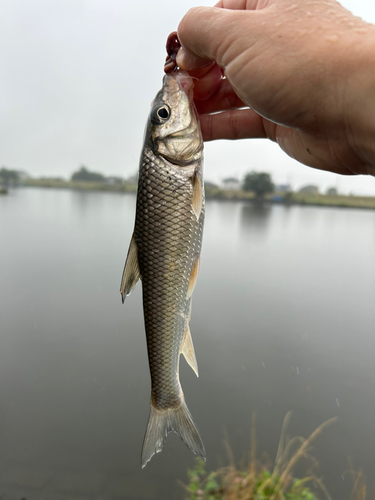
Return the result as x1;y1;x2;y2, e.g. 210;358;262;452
146;72;203;166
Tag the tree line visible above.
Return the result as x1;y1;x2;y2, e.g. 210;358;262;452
242;171;274;200
0;164;276;199
0;168;20;186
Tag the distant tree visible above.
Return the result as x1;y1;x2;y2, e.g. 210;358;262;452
298;185;319;195
71;166;105;182
326;187;338;196
242;171;274;200
0;167;20;186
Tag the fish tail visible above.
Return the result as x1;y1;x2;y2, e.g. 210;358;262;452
141;399;205;468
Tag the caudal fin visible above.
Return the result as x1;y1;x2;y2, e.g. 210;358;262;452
141;400;205;468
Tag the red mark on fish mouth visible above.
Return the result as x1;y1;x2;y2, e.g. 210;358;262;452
164;31;181;74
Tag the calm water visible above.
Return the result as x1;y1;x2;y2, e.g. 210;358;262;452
1;187;375;499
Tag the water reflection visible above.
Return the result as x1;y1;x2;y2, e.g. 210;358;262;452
240;202;272;238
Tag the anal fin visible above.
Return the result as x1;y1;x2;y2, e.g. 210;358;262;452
120;234;140;303
182;324;199;377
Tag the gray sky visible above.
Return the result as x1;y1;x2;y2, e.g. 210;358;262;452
1;0;375;194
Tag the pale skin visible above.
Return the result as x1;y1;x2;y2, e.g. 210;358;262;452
176;0;375;176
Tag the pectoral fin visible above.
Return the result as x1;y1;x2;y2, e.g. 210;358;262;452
182;325;199;377
187;257;200;299
192;174;202;220
120;235;140;303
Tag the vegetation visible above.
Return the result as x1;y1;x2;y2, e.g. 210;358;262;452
6;163;375;211
23;177;137;193
183;413;338;500
71;166;106;182
243;172;274;200
18;166;136;192
184;414;372;500
0;167;20;186
285;192;375;209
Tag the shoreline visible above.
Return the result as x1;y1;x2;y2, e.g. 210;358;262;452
15;179;375;210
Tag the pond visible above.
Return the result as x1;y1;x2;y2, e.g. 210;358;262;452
1;187;375;499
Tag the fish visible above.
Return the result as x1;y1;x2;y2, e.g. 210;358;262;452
120;70;205;468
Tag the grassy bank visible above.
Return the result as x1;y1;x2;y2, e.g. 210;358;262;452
24;178;137;193
22;179;375;210
183;414;369;500
205;186;375;210
289;192;375;209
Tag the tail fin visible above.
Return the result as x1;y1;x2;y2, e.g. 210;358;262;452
141;399;205;468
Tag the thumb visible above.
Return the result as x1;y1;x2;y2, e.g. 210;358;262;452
177;7;251;71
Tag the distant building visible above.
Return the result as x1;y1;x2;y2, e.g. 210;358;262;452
275;184;292;193
222;177;241;190
298;185;319;194
326;187;338;196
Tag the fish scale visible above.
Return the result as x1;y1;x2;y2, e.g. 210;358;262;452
120;71;205;467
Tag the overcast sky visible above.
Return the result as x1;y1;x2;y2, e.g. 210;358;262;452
1;0;375;194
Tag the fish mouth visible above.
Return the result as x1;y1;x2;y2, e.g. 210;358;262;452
163;71;194;102
174;72;194;101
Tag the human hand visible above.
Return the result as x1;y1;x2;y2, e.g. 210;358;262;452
177;0;375;176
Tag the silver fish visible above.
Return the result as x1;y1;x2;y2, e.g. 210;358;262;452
120;71;205;467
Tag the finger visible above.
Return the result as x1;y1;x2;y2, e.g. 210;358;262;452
192;64;223;101
188;64;215;80
177;7;248;71
195;77;245;113
200;108;270;141
215;0;259;9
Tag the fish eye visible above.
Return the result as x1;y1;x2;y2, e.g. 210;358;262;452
151;105;171;124
158;107;169;119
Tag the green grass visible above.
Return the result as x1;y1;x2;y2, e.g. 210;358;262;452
289;192;375;209
205;187;375;209
183;413;371;500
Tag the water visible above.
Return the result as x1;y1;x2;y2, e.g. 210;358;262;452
1;187;375;499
